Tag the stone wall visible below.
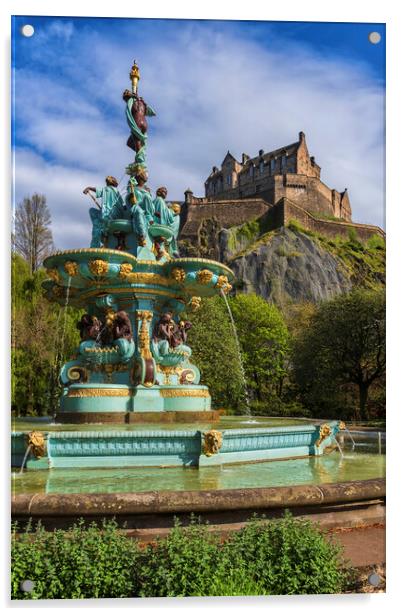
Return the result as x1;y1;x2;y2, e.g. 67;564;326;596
180;195;271;243
180;192;384;256
277;198;385;241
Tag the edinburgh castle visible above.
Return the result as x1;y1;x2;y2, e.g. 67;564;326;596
179;132;384;258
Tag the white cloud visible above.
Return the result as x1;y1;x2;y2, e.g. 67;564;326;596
13;21;385;249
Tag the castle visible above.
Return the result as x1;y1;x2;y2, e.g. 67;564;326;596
179;132;384;256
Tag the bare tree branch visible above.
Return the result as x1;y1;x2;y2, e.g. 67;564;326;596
13;194;54;273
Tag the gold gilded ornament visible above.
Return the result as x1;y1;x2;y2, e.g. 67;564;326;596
215;275;229;288
170;203;181;214
88;259;109;277
66;366;89;383
171;267;186;283
68;388;131;397
188;296;202;312
339;421;346;430
160;389;209;398
46;268;61;283
315;424;332;447
130;60;140;94
64;261;79;276
197;269;214;284
136;310;153;360
119;262;133;278
27;431;46;459
122;272;171;286
203;430;223;456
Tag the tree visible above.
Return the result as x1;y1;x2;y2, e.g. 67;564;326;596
292;288;385;421
187;296;246;411
229;294;290;403
13;194;54;273
11;253;81;416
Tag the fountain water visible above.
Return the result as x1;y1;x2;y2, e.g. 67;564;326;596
19;445;31;474
59;275;72;357
334;439;344;458
220;290;251;415
344;427;356;450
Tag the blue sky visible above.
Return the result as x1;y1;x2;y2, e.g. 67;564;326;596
12;16;385;249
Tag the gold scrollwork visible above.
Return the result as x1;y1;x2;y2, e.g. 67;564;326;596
196;269;214;285
188;296;202;312
119;262;133;278
27;431;46;459
136;310;153;361
64;261;79;276
315;424;332;447
215;275;233;294
203;430;223;456
171;267;186;283
339;421;346;430
157;364;181;385
160;389;209;398
121;272;172;286
67;366;89;383
68;388;131;397
180;369;196;384
215;274;229;288
88;259;109;277
46;268;61;283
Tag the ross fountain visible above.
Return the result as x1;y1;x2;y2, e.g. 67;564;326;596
12;61;345;472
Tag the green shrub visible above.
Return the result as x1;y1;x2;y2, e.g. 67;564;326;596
137;516;221;597
287;219;304;233
366;234;385;250
11;519;141;599
12;514;350;599
219;513;349;595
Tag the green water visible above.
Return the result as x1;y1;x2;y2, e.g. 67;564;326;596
11;415;312;433
12;450;385;495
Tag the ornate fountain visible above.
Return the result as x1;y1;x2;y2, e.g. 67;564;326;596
42;60;233;426
14;61;343;471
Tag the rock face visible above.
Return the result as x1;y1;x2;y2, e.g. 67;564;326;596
222;227;352;304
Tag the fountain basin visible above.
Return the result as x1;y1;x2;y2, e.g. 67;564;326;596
11;479;386;535
13;420;342;470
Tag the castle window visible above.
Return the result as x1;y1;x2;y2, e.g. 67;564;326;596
270;159;275;174
259;161;264;175
249;165;253;178
226;174;232;186
281;156;286;172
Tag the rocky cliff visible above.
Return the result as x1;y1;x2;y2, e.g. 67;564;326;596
218;220;385;306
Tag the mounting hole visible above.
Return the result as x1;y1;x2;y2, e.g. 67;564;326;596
368;32;381;45
368;572;380;586
21;24;35;37
20;579;35;592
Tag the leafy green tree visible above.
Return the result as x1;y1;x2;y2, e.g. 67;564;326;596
187;296;245;411
228;294;290;403
11;253;81;416
292;288;385;421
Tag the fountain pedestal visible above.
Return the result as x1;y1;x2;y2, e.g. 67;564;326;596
43;245;233;423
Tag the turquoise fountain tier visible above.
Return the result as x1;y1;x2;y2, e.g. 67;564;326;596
43;242;234;424
13;420;344;469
